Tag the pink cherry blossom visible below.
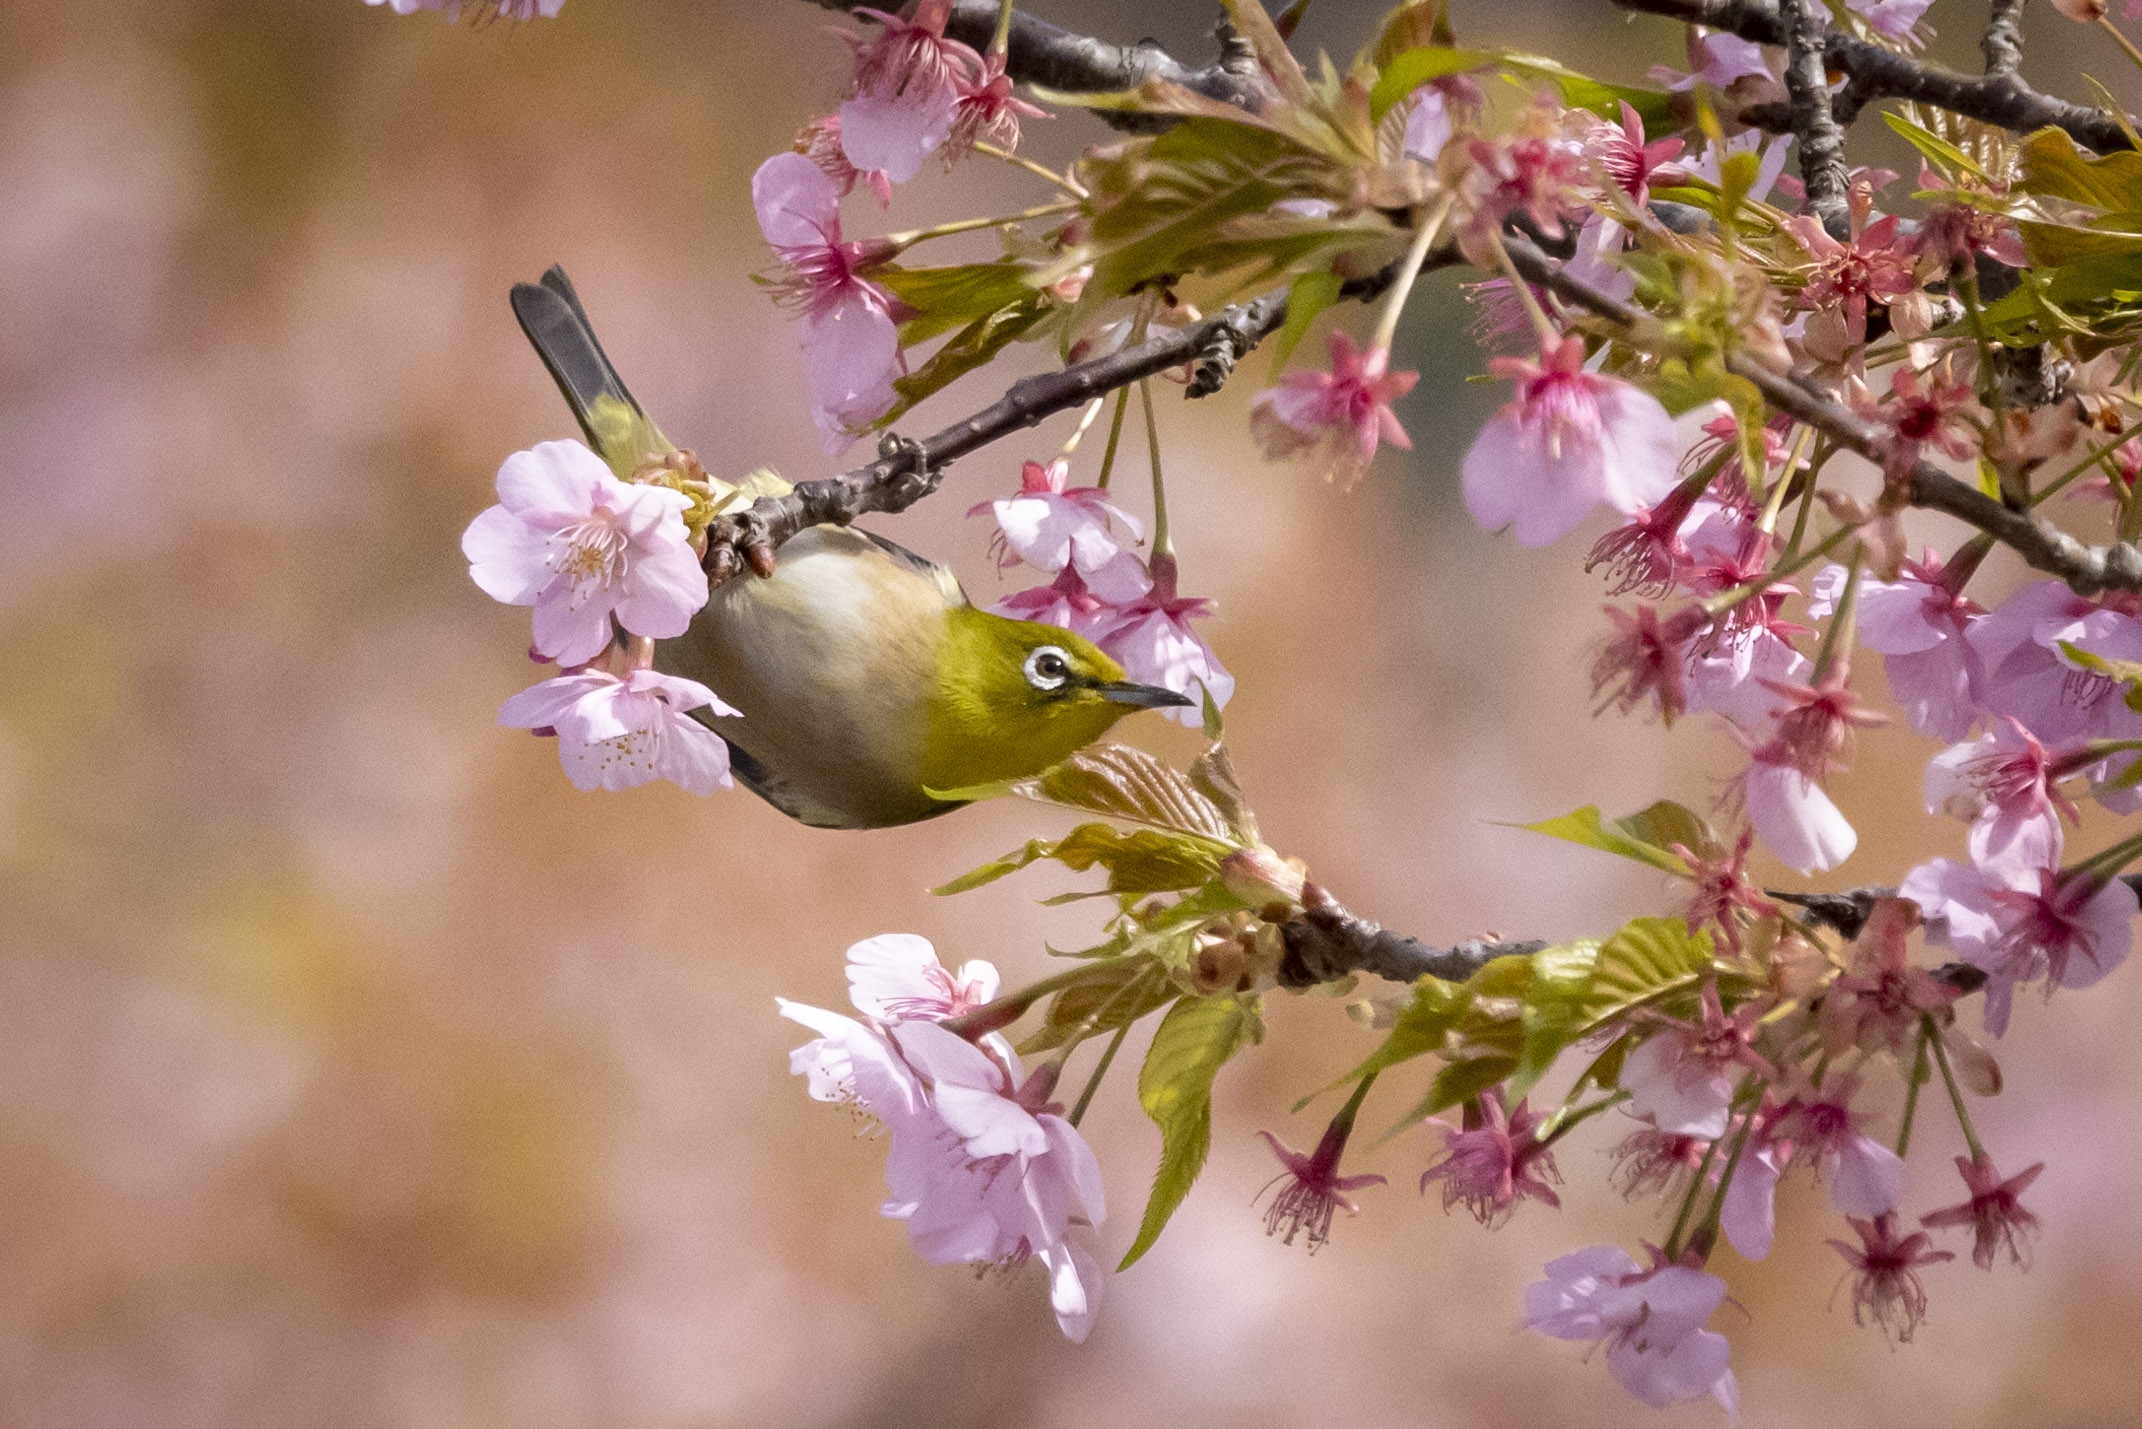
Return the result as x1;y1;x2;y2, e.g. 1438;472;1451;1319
1609;1128;1712;1199
1592;604;1706;723
462;439;709;666
1401;72;1487;163
1524;1246;1739;1412
989;564;1134;646
1453;113;1591;264
1419;1087;1562;1225
1846;0;1935;44
946;50;1048;160
837;1;978;183
1462;335;1680;548
1828;1213;1953;1342
1901;856;2137;1035
776;999;927;1122
1676;829;1779;953
1969;580;2142;751
1741;753;1857;873
753;152;908;452
1913;164;2030;273
1621;985;1772;1138
1920;1153;2044;1271
1859;361;1981;484
1785;177;1918;347
1248;331;1418;487
1924;718;2082;873
1651;30;1774;91
1775;1075;1905;1217
1810;553;1984;741
1588;102;1686;208
797;113;893;207
1256;1119;1386;1253
844;932;998;1023
969;458;1149;602
499;666;737;795
366;0;562;19
1094;552;1233;727
1818;897;1961;1057
1721;1134;1787;1260
1688;627;1813;730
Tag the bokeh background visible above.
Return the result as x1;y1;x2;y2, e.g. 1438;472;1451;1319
5;1;2142;1425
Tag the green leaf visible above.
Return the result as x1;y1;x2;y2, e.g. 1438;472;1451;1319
1367;44;1497;121
1319;974;1472;1094
1508;937;1605;1101
1589;916;1715;1017
1188;743;1258;844
1496;52;1675;128
879;295;1050;429
1518;804;1694;875
1882;112;1987;181
2018;219;2142;267
1616;800;1722;862
2017;126;2142;214
880;261;1041;345
1073;117;1339;313
1271;268;1342;370
1006;744;1242;842
1122;993;1262;1268
1019;960;1175;1054
931;822;1233;897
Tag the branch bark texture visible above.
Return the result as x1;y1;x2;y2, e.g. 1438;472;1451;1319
1779;0;1851;236
1277;884;1544;988
1615;0;2135;154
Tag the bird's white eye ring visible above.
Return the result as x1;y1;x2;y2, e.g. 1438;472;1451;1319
1024;645;1072;691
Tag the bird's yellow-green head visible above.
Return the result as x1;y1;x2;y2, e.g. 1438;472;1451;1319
917;607;1190;794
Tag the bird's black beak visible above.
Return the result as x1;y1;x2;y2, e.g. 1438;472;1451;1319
1096;680;1195;709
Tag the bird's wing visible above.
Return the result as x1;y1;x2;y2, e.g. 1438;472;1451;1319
510;266;673;477
852;527;968;608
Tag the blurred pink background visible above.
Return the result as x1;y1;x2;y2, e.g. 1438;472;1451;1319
4;1;2141;1425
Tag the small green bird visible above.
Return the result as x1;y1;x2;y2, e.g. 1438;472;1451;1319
511;266;1190;829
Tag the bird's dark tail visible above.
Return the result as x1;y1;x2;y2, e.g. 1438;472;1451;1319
510;266;671;475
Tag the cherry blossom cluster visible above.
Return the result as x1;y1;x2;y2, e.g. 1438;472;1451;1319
462;439;736;794
780;935;1106;1340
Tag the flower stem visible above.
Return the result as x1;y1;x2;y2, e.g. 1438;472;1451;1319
1925;1013;1988;1161
941;962;1119;1039
1755;424;1811;533
1484;226;1561;351
1895;1022;1931;1157
2033;429;2137;506
2099;13;2142;74
1536;1090;1631;1149
990;0;1016;55
1370;193;1457;356
1688;1098;1761;1258
1699;512;1862;618
2062;825;2142;886
975;141;1087;198
1140;378;1171;556
1096;386;1130;490
1663;1132;1724;1262
1809;546;1864;684
883;199;1080;250
1784;438;1830;558
1060;396;1106;457
1069;1017;1132;1127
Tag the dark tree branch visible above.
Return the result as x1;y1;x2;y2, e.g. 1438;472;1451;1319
1615;0;2136;154
1497;233;2142;597
1983;0;2027;77
1277;883;1544;988
802;0;1267;130
1779;0;1851;236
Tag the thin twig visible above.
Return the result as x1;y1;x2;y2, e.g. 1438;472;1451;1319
1982;0;2026;77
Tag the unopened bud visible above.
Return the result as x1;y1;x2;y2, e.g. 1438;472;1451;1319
1220;845;1307;910
1943;1025;2003;1097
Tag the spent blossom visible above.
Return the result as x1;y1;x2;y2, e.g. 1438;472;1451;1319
1257;1107;1386;1253
1249;331;1417;488
1785;175;1918;346
1588;101;1686;209
946;50;1047;159
1920;1154;2045;1271
498;665;737;796
1524;1246;1739;1413
1818;897;1961;1057
366;0;563;17
797;113;893;207
1828;1213;1953;1342
753;151;908;451
1461;334;1680;548
462;438;710;667
1419;1087;1562;1225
